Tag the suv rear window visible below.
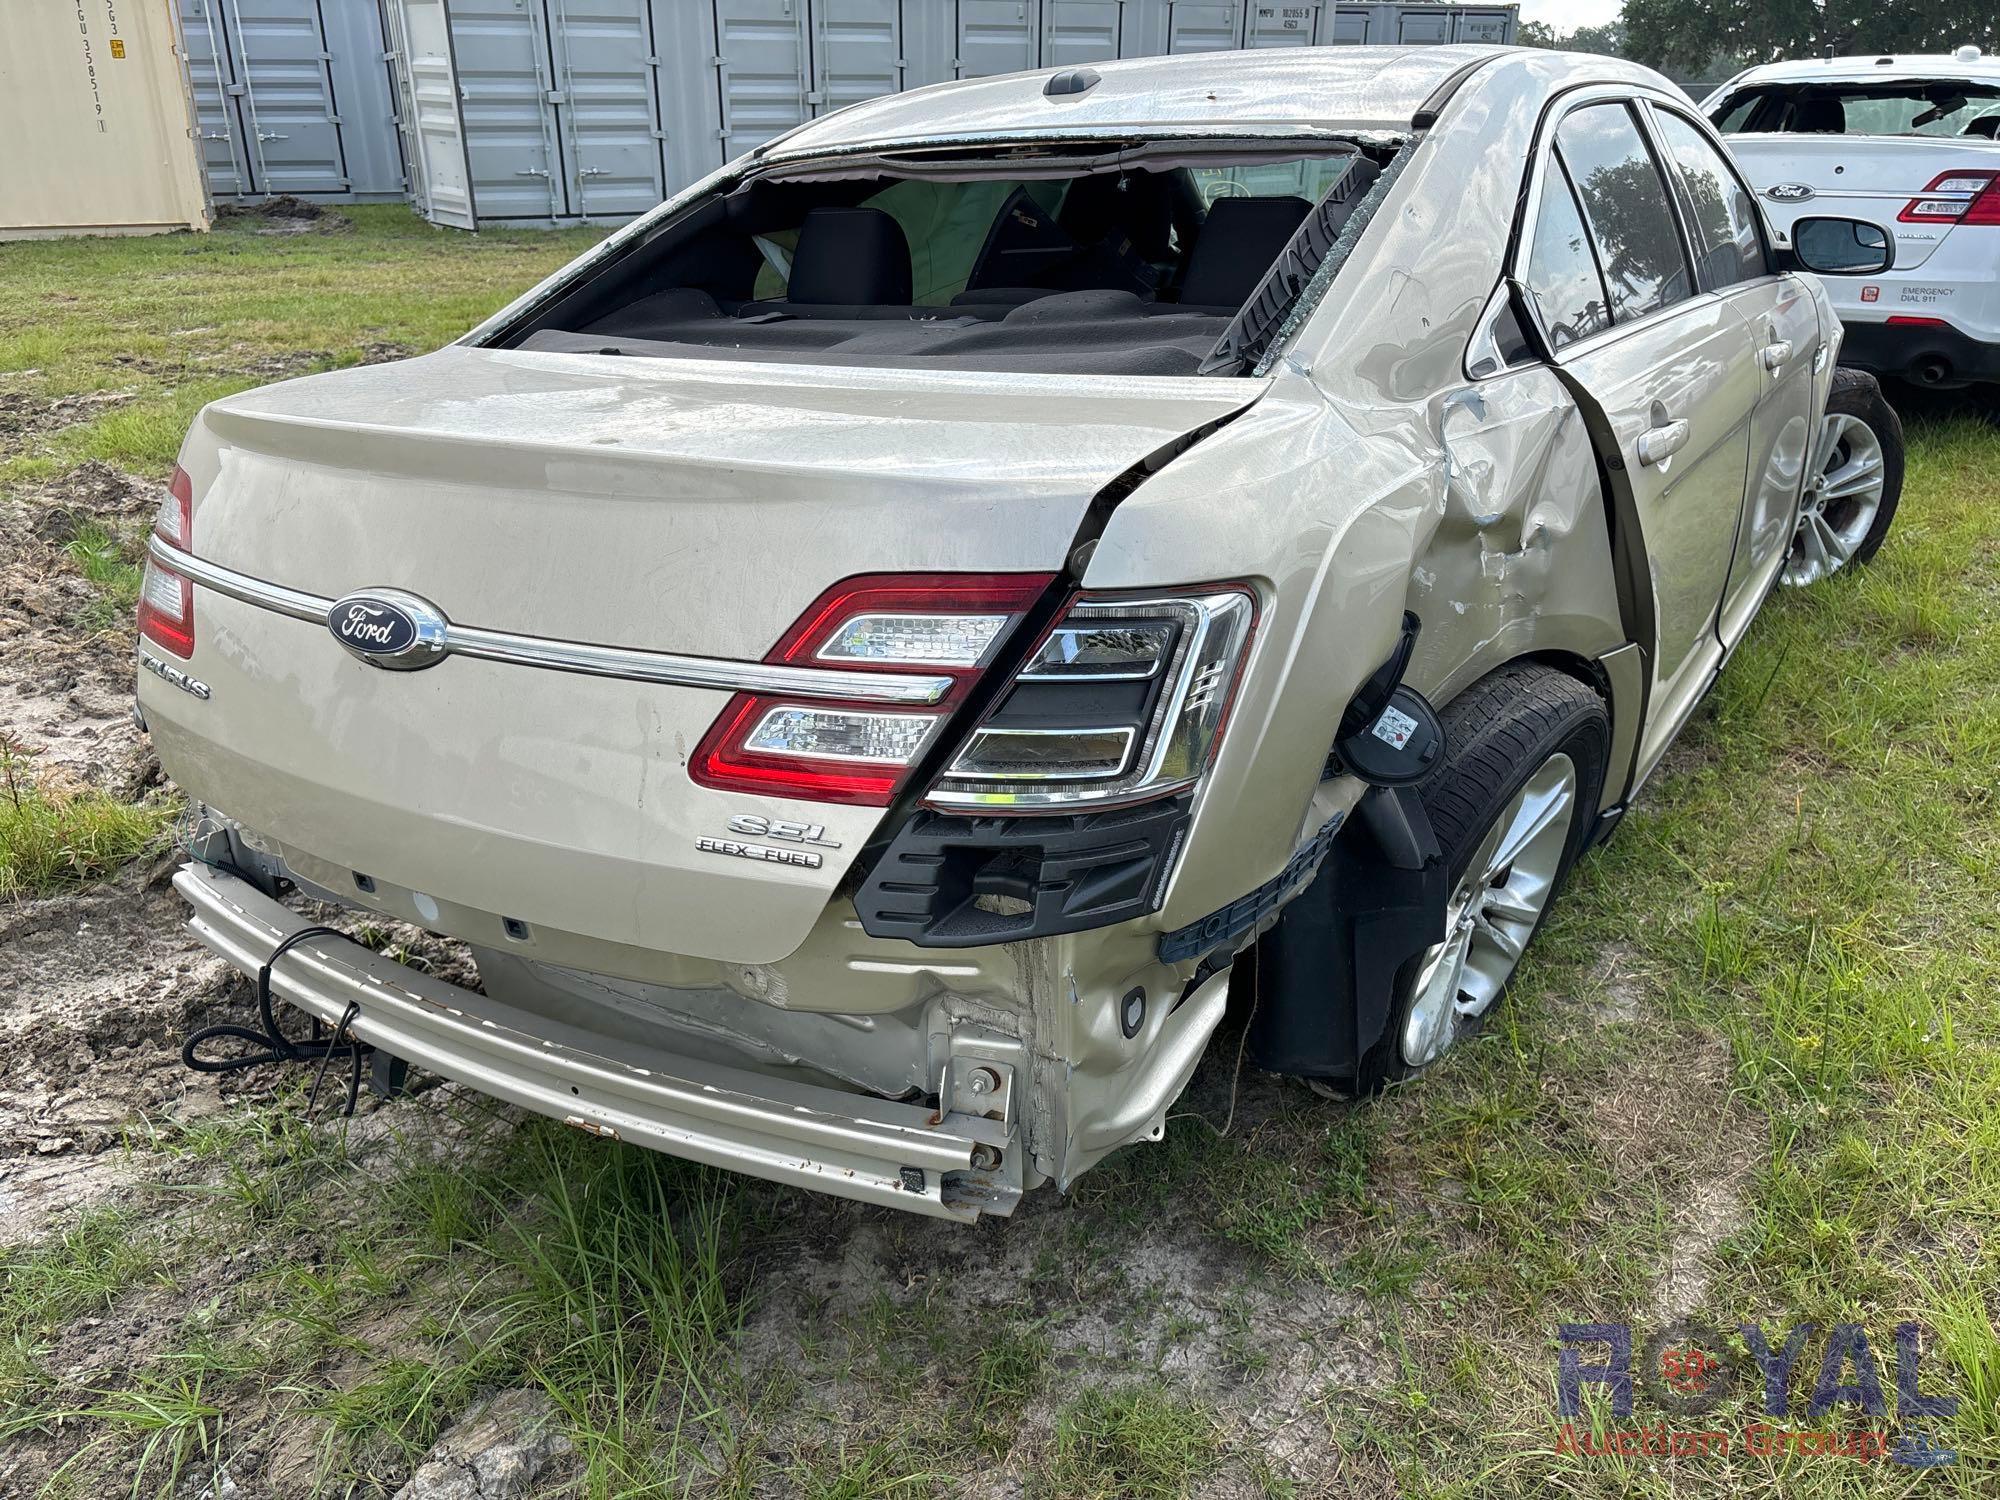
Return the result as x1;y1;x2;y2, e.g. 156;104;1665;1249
1713;81;2000;138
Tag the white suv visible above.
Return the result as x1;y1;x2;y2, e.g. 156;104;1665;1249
1706;47;2000;389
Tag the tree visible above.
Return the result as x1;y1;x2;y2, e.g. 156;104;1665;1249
1621;0;1999;76
1517;18;1630;57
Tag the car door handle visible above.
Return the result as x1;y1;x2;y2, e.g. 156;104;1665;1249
1636;419;1689;467
1761;339;1793;371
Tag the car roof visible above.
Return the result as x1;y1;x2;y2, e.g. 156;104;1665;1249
760;45;1631;160
1721;51;2000;89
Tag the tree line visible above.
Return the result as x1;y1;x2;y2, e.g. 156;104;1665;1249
1521;2;1997;77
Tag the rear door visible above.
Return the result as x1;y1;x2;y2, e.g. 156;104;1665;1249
1517;97;1759;783
1644;101;1821;648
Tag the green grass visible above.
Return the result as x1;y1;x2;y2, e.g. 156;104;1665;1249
1;211;1997;1496
0;204;602;482
0;742;169;898
1047;1386;1221;1499
63;518;144;629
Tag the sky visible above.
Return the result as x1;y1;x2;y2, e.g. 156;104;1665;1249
1517;0;1623;31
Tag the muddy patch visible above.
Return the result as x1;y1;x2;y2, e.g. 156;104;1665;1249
0;385;137;453
0;462;159;789
216;194;352;237
0;870;232;1240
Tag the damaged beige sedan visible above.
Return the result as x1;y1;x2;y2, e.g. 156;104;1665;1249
136;46;1905;1220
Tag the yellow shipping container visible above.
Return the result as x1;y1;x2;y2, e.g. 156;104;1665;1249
1;0;209;239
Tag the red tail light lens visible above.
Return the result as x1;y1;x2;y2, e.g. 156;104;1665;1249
1899;170;2000;225
691;573;1053;807
137;466;195;659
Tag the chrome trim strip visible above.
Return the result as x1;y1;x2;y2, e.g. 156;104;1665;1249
149;536;956;706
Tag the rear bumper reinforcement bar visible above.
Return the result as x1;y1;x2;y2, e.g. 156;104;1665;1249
174;862;1010;1220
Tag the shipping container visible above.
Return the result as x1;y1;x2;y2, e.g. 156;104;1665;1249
386;0;1517;229
1;0;209;239
176;0;408;203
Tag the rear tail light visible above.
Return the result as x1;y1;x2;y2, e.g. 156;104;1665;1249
691;573;1052;807
1899;170;2000;225
925;588;1258;811
137;466;195;658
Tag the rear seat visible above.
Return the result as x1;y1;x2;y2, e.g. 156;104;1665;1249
737;206;915;319
1174;196;1313;312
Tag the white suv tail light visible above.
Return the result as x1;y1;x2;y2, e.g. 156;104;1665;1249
137;466;195;658
925;588;1258;811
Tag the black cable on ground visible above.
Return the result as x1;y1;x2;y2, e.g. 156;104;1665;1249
181;924;374;1119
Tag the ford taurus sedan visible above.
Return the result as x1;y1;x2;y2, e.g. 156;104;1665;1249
137;46;1904;1220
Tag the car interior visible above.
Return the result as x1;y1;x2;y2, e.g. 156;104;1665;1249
1713;81;2000;137
501;145;1388;376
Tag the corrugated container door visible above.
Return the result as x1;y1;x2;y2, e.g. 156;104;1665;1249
549;0;668;221
812;0;905;113
1395;7;1452;42
318;1;409;198
1243;3;1319;48
955;0;1037;78
445;0;567;219
1043;0;1122;65
179;0;257;196
712;0;812;156
1166;2;1243;52
395;0;477;227
225;0;351;195
1452;10;1513;44
1325;6;1372;44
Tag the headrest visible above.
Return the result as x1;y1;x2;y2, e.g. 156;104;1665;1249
1177;196;1313;309
787;207;912;305
1792;95;1846;133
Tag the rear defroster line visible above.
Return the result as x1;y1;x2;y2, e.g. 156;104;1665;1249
181;924;375;1119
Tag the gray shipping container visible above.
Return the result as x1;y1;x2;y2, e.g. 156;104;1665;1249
384;0;1517;229
177;0;409;202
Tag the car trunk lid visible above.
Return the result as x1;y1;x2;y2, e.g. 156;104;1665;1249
149;345;1263;967
1725;133;2000;270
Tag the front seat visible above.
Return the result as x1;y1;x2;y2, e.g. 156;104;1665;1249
1175;196;1313;310
1964;114;2000;139
746;206;914;316
1792;95;1846;133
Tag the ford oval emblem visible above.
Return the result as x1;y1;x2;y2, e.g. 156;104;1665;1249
1765;182;1815;203
327;589;448;671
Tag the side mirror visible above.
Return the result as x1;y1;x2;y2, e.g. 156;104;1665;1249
1782;216;1894;276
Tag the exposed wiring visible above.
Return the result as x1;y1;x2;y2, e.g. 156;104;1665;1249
182;924;373;1119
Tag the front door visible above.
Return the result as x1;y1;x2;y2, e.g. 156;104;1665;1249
1519;98;1759;782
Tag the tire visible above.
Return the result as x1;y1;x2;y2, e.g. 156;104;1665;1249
1784;368;1904;587
1356;665;1610;1089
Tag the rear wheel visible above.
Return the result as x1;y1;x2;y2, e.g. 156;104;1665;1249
1369;666;1609;1085
1784;369;1903;587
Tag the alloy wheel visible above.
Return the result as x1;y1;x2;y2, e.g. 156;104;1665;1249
1399;753;1578;1070
1784;411;1886;587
